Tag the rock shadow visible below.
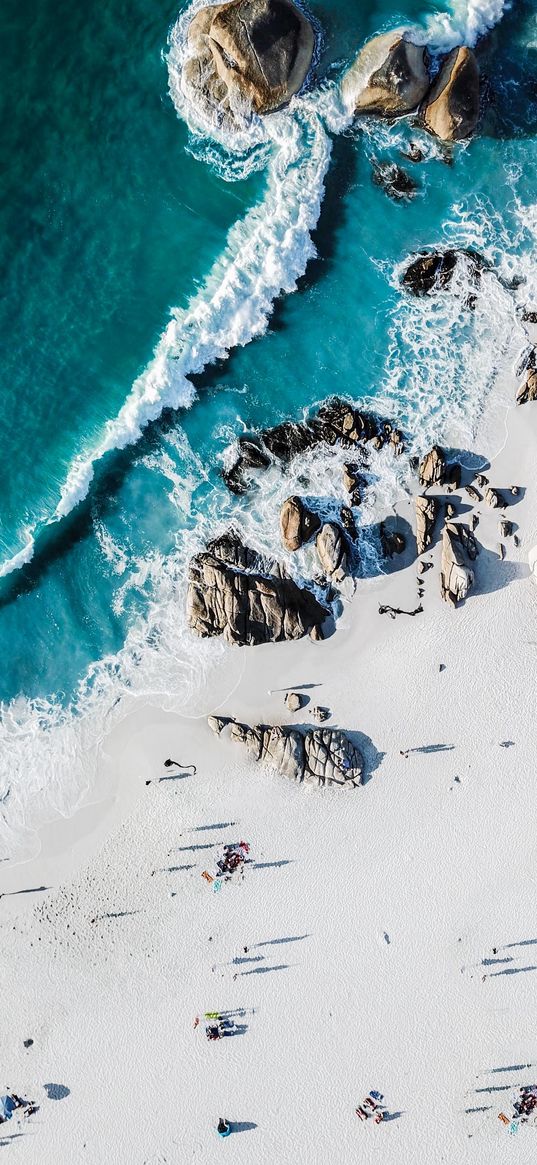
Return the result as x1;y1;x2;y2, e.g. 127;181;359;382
344;730;385;785
43;1084;70;1101
230;1120;258;1133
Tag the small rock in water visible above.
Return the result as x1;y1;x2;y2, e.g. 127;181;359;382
285;691;304;713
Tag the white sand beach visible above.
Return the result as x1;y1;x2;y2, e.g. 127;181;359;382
2;398;537;1163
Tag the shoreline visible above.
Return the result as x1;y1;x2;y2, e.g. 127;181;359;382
2;377;537;1160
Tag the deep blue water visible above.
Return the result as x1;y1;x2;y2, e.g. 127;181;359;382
1;0;536;852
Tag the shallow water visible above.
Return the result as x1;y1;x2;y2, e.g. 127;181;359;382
1;0;536;855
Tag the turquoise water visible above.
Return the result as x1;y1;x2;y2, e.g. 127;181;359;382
1;0;536;853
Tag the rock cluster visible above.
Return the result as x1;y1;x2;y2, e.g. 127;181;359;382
315;522;349;583
222;397;401;495
208;716;364;787
187;532;328;645
516;368;537;405
440;522;474;605
341;30;480;143
183;0;314;131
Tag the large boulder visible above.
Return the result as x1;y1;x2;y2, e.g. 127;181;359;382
215;718;363;787
187;533;327;645
341;30;430;117
422;47;480;142
184;0;314;128
440;522;474;605
316;522;349;583
415;495;438;555
280;496;321;551
419;446;445;488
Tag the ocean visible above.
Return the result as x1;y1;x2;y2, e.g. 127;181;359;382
1;0;535;856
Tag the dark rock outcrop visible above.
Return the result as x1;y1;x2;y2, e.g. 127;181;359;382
187;532;328;645
222;398;382;494
422;46;480;142
184;0;315;131
415;494;438;555
208;716;363;787
440;522;474;605
401;249;486;297
280;496;321;551
341;30;430;117
372;161;418;200
380;523;406;557
419;445;445;488
485;487;504;508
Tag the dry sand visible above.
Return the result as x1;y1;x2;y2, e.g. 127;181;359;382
1;400;537;1163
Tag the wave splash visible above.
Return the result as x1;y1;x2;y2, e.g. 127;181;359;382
421;0;510;50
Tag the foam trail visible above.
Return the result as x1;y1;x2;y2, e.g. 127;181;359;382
421;0;510;50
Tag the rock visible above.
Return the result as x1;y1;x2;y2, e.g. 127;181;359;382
390;429;404;455
280;496;321;552
511;486;519;496
262;420;316;461
446;502;456;519
316;523;349;583
516;369;537;405
285;691;303;713
440;522;474;605
415;494;438;555
474;473;488;488
222;719;363;787
185;0;315;131
497;542;505;561
419;445;445;487
499;518;513;538
465;484;481;503
208;715;230;735
381;523;406;557
513;533;520;548
401;249;486;296
341;29;430;118
521;308;537;323
312;706;330;723
401;141;425;162
422;46;480;142
372;160;418;200
342;462;365;505
187;534;328;646
340;505;358;541
485;487;504;508
470;513;479;531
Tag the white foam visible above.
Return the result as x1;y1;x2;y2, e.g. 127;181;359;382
419;0;510;51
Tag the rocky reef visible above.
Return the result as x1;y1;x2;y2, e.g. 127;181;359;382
208;715;364;787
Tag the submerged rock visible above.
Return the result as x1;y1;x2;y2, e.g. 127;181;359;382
440;522;474;605
214;717;363;787
184;0;314;130
401;249;486;297
187;532;328;645
372;160;418;200
341;29;430;118
415;494;438;555
422;46;480;142
280;496;321;552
